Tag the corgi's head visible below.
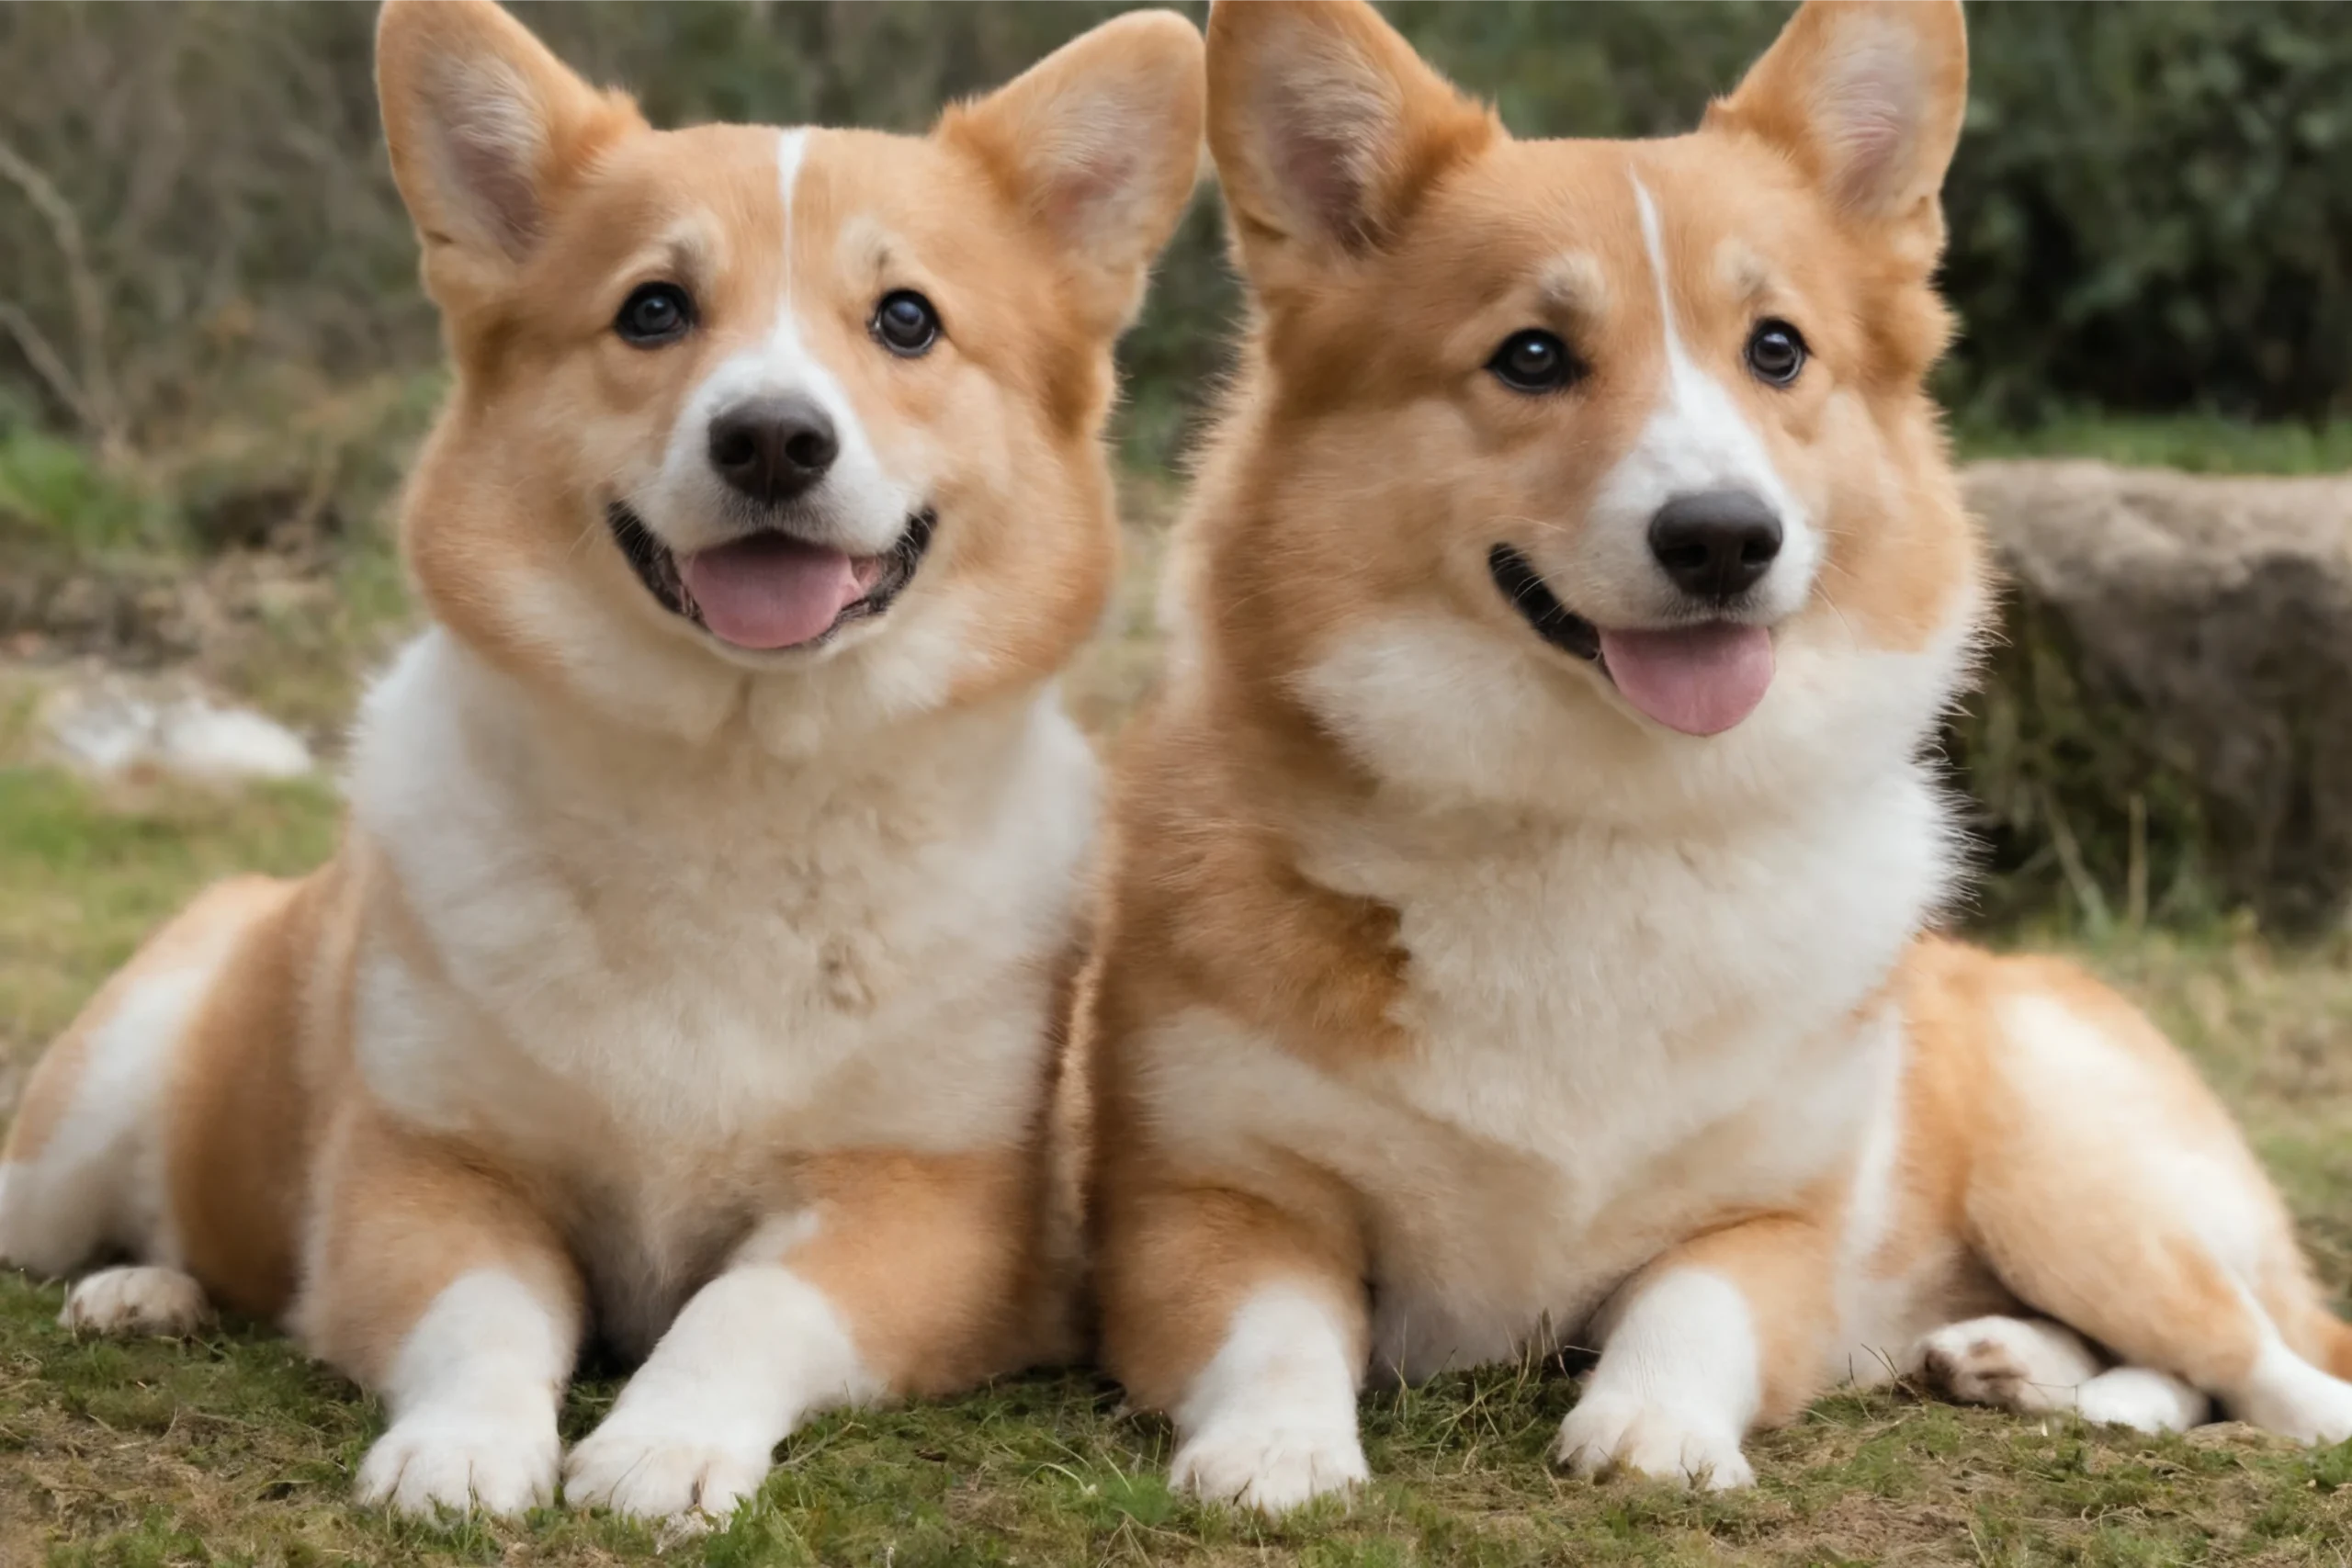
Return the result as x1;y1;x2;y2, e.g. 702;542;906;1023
1192;0;1984;821
376;0;1202;749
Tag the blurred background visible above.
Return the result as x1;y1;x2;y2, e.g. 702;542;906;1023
7;4;2351;465
1;0;2350;942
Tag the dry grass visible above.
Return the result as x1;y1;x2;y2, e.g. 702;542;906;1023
4;482;2352;1566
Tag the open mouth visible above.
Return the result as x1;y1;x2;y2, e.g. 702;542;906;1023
608;503;935;651
1487;543;1775;737
1487;544;1600;661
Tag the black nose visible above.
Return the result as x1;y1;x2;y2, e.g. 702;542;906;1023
1647;490;1782;601
707;394;838;506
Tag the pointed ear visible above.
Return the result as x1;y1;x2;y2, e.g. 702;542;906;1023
1706;0;1967;261
1205;0;1496;283
376;0;643;270
937;10;1206;336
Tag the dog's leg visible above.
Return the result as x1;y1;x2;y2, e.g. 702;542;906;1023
300;1105;583;1520
1;877;289;1317
1913;1314;2215;1432
1557;1211;1836;1491
562;1148;1034;1521
1098;1176;1371;1516
1959;970;2352;1445
1914;1314;2101;1409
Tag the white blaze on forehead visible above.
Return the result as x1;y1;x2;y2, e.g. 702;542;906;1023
1577;175;1816;618
776;127;808;296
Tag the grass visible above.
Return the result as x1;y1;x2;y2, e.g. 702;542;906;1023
1952;412;2352;476
9;1276;2352;1567
4;423;2352;1562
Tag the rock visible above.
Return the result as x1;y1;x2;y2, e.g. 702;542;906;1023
1954;459;2352;932
40;668;315;784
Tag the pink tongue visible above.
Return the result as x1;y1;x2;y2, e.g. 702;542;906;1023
1597;624;1775;736
679;535;865;649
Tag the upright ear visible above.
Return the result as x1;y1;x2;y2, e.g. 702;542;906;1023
376;0;643;284
1706;0;1967;265
1204;0;1496;290
938;11;1206;337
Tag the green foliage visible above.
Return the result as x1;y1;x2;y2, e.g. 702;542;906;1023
3;4;2347;468
1947;594;2226;936
1954;412;2352;475
0;426;167;553
1939;1;2352;427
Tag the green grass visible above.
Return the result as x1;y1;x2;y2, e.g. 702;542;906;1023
7;1257;2352;1566
1953;412;2352;475
0;428;170;556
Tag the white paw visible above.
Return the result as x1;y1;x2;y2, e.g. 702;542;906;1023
2075;1367;2210;1435
1170;1416;1369;1515
2232;1343;2352;1446
60;1266;211;1337
564;1415;773;1520
356;1405;560;1518
1555;1390;1756;1491
1917;1317;2096;1413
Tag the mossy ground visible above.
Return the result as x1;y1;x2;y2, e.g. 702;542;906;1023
5;445;2351;1564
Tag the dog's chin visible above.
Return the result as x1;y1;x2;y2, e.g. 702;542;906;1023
607;503;936;660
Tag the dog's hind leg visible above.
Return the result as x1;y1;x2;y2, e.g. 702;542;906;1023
0;876;292;1335
1942;954;2352;1444
1913;1314;2211;1432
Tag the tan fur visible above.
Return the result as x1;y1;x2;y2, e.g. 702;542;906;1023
2;0;1204;1520
1610;1204;1841;1428
6;875;291;1169
164;862;354;1319
1094;1148;1370;1416
782;1148;1047;1396
299;1092;586;1390
1888;942;2346;1392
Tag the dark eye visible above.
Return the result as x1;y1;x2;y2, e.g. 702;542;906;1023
872;290;940;357
616;283;692;346
1487;329;1579;394
1745;319;1807;387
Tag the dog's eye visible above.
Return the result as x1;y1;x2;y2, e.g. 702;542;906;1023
1487;329;1579;395
872;290;941;357
616;283;693;347
1745;320;1807;387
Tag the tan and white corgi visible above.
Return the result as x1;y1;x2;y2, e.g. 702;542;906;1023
0;0;1203;1521
1086;0;2352;1511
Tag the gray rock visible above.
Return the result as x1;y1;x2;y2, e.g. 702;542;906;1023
1955;459;2352;932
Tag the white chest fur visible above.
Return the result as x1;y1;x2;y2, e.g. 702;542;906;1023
1148;764;1949;1382
1331;781;1942;1375
345;632;1094;1182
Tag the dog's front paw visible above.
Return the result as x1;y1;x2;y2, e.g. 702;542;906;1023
1555;1390;1755;1491
356;1404;560;1518
1171;1415;1369;1515
564;1415;773;1521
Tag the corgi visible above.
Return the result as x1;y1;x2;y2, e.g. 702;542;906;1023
0;0;1203;1521
1085;0;2352;1512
